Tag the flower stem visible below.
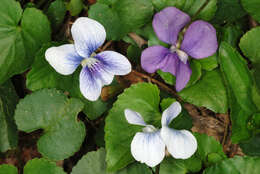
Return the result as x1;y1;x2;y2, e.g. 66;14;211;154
155;165;160;174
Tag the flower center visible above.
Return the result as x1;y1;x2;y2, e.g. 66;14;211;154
170;45;188;64
81;52;99;68
142;125;157;133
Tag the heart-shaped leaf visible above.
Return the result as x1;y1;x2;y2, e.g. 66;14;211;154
72;148;152;174
179;70;228;114
14;89;86;160
105;83;161;171
0;0;51;84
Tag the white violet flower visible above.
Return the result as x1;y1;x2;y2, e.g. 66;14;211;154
45;17;131;101
124;101;197;167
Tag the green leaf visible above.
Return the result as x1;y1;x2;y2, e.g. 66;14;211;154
240;133;260;156
26;43;108;120
0;165;17;174
221;25;243;48
14;89;86;161
24;158;65;174
67;0;83;16
160;156;202;174
113;0;154;32
72;148;152;174
212;0;247;24
241;0;260;23
152;0;217;21
160;98;192;130
203;156;260;174
0;0;51;84
105;83;161;171
0;80;18;152
186;59;202;87
89;3;126;40
219;42;257;142
47;0;67;31
179;70;228;113
194;133;226;165
239;27;260;63
198;54;218;71
127;45;141;64
157;70;176;85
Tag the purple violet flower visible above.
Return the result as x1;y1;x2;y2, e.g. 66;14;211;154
141;7;218;91
45;17;131;101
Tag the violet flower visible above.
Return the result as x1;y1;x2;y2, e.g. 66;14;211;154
141;7;218;91
45;17;131;101
124;102;197;167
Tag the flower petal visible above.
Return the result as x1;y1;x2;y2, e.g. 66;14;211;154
160;53;180;76
71;17;106;58
161;102;182;127
124;109;147;126
45;44;83;75
181;20;218;59
141;45;172;73
95;51;131;75
131;131;165;167
153;7;190;45
161;127;197;159
80;66;103;101
175;61;192;92
79;61;114;101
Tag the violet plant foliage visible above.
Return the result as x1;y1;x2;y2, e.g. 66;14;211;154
45;17;132;101
141;7;218;91
124;101;197;167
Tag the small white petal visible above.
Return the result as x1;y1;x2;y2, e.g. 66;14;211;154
161;127;197;159
176;49;188;64
131;131;165;167
71;17;106;57
45;44;82;75
124;109;147;126
79;66;103;101
161;102;182;126
96;51;132;75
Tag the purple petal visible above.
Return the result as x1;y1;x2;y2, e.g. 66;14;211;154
176;61;192;92
181;20;218;59
45;44;83;75
153;7;190;45
160;53;180;76
141;46;171;73
95;51;131;75
71;17;106;58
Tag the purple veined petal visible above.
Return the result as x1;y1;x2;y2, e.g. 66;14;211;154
175;61;192;92
131;131;165;167
71;17;106;58
79;61;114;101
95;51;131;75
161;102;182;127
181;20;218;59
160;53;180;76
161;127;197;159
80;66;103;101
141;45;171;73
153;7;190;45
124;109;147;126
45;44;83;75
